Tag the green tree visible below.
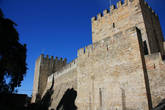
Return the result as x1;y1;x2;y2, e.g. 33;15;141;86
0;9;27;93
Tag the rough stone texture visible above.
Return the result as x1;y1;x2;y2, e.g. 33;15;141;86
31;54;67;103
76;27;149;110
145;53;165;107
31;0;165;110
92;0;145;44
31;55;41;102
140;1;165;55
45;59;77;110
92;0;164;56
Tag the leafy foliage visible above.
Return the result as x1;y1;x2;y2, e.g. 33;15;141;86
0;9;27;93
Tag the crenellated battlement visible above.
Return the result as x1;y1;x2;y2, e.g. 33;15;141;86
32;0;165;108
77;37;109;57
91;0;158;23
31;54;67;102
40;54;67;66
78;26;139;57
39;54;67;75
52;59;77;79
91;0;130;22
91;0;145;43
78;39;108;57
143;1;158;18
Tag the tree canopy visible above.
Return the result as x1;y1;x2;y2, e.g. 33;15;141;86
0;9;27;93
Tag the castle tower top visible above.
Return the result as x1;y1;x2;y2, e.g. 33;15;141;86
91;0;164;56
91;0;146;43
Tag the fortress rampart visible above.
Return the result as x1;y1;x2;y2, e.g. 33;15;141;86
40;54;67;75
91;0;143;43
78;28;137;57
32;0;165;110
91;0;158;22
45;58;77;90
140;0;165;56
44;59;78;109
76;26;152;110
53;59;77;78
92;0;164;57
145;53;165;107
31;54;67;102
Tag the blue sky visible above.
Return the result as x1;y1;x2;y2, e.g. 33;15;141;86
0;0;165;96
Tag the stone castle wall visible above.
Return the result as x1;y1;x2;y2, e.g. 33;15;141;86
31;55;41;102
91;0;146;43
145;53;165;107
92;0;164;56
31;0;165;110
45;59;77;110
76;27;150;110
140;1;164;56
31;55;67;103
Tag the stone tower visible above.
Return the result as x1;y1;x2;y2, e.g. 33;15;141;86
31;0;165;110
91;0;164;57
76;0;165;110
31;54;66;103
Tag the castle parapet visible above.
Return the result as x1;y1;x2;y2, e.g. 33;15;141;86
117;0;122;8
52;59;77;79
40;54;67;74
110;5;115;12
91;0;158;23
97;13;102;20
103;9;109;16
91;0;126;22
143;1;158;18
78;26;140;57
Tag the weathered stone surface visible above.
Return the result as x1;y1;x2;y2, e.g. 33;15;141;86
152;99;165;110
145;53;165;107
77;27;149;110
31;55;67;103
31;0;165;110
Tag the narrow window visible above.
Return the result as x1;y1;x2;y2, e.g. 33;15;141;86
113;23;115;28
99;88;102;108
143;41;149;55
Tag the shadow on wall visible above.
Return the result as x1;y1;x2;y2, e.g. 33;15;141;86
152;99;165;110
39;81;54;110
29;77;55;110
56;88;77;110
